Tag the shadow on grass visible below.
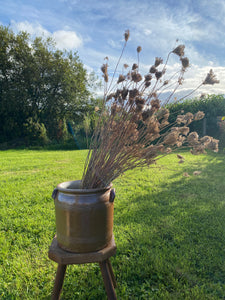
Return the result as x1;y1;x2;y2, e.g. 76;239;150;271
112;153;225;299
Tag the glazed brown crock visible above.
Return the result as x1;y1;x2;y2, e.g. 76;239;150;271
52;180;114;253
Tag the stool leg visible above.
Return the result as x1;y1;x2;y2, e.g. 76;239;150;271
51;264;67;300
99;260;117;300
106;259;117;288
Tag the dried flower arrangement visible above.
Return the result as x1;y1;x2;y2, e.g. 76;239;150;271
82;30;219;189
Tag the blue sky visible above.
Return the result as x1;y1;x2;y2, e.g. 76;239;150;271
1;0;225;98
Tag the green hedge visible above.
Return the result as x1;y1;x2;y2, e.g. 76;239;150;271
167;95;225;143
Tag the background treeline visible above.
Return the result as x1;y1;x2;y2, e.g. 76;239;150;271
0;25;101;149
0;25;224;149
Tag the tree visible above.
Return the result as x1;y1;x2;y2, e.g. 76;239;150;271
0;25;93;144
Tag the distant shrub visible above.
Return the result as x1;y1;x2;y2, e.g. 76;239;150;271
23;118;49;145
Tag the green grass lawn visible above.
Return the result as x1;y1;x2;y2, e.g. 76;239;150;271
0;149;225;299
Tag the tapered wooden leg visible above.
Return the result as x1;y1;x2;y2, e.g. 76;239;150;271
99;260;117;300
51;264;67;300
106;259;117;288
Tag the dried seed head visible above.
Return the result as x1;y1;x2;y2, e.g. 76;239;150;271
130;128;139;142
129;88;139;100
180;57;189;69
193;171;201;175
145;74;152;82
187;132;199;146
121;87;129;100
144;145;159;160
132;63;138;70
183;172;190;177
129;90;139;104
154;57;163;67
184;112;194;124
157;108;169;121
191;145;206;155
203;69;219;85
171;127;179;132
135;97;145;111
130;111;140;122
124;29;130;42
172;44;185;57
148;121;160;134
176;135;186;147
163;80;169;86
157;145;165;152
205;138;219;152
151;92;158;98
145;81;151;88
176;115;185;124
95;106;99;112
200;93;206;99
163;132;179;145
166;147;172;153
179;127;190;136
200;136;212;145
101;63;108;75
123;64;129;69
150;99;160;111
115;89;122;99
160;120;169;128
155;71;163;80
178;77;184;85
131;72;142;82
137;46;142;53
177;113;193;125
117;74;126;83
135;98;145;105
194;111;205;121
104;73;108;82
142;109;153;121
188;132;199;140
150;66;157;73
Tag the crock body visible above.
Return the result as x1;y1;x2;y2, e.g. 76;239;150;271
53;180;114;253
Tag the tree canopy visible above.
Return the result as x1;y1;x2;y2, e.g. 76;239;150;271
0;25;95;145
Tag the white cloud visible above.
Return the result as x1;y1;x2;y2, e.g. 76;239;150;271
11;20;49;37
183;65;225;96
53;30;82;50
160;63;225;101
107;39;121;49
10;21;82;50
143;29;152;36
108;2;204;42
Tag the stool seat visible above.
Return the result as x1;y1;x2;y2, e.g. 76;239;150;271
48;236;116;265
48;236;117;300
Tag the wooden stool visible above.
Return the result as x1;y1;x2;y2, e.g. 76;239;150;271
48;236;117;300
